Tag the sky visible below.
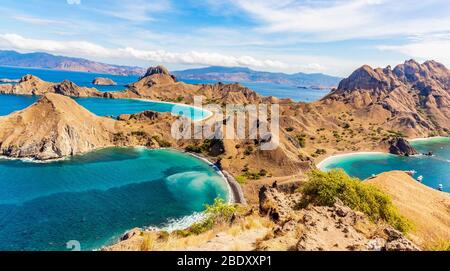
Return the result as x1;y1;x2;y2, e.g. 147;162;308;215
0;0;450;76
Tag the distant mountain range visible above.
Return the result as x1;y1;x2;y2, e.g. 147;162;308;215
173;66;342;88
0;50;341;87
0;50;145;76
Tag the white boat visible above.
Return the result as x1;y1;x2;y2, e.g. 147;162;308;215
438;184;443;191
417;175;423;182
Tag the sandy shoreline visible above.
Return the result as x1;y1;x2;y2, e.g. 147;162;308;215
316;151;388;170
316;136;450;169
408;136;450;142
133;98;213;122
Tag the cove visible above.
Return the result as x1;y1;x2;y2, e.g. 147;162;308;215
0;148;229;251
318;137;450;192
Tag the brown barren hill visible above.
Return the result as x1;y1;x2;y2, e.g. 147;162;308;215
367;171;450;247
0;93;117;160
0;74;103;97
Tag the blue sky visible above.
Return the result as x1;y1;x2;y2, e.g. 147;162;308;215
0;0;449;76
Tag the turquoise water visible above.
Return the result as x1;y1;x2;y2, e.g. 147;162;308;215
0;66;330;101
0;66;138;92
319;138;450;192
0;148;229;251
0;94;209;120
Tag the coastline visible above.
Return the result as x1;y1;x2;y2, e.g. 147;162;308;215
183;151;246;204
316;136;450;169
408;136;450;142
316;151;387;170
133;98;213;122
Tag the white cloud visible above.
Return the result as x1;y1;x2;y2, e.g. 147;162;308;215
0;33;297;70
13;15;67;25
224;0;450;41
378;38;450;66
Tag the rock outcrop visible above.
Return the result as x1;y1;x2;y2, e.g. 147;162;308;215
385;137;418;156
142;65;172;78
92;77;117;85
257;185;419;251
0;93;117;160
117;110;163;121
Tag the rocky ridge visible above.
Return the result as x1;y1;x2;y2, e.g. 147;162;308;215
0;74;103;97
322;60;450;136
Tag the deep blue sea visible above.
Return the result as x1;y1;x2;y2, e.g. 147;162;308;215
0;66;138;92
0;148;229;251
0;66;330;102
319;137;450;192
181;78;330;102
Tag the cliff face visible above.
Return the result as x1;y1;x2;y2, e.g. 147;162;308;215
0;75;103;97
0;93;117;160
322;60;450;136
385;137;418;156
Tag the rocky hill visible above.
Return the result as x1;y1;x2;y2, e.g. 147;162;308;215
0;50;145;76
0;93;117;160
368;171;450;247
0;74;103;97
92;77;117;86
173;66;341;88
322;60;450;136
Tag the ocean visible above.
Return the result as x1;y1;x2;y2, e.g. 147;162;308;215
0;66;330;102
0;148;229;251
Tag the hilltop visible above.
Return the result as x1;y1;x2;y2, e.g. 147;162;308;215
0;93;117;160
368;171;450;247
173;66;341;88
321;60;450;136
0;50;145;76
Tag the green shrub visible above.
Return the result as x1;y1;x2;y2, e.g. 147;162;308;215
185;145;202;153
188;198;236;235
295;134;306;148
244;146;253;156
298;169;412;233
152;135;171;147
131;131;146;137
286;127;294;132
235;175;247;184
315;149;327;155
